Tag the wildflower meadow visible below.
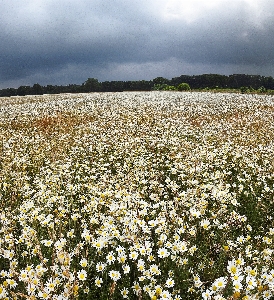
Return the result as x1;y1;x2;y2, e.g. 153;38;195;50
0;91;274;300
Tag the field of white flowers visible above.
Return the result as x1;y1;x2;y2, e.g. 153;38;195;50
0;91;274;300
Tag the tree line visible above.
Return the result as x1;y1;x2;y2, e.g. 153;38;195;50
1;74;274;97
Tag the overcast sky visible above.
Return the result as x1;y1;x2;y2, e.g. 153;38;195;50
1;0;274;88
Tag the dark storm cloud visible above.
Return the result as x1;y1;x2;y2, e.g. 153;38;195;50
1;0;274;88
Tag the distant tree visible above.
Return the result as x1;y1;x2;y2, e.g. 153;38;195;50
240;86;250;94
263;76;274;89
152;84;162;91
101;81;124;92
161;85;174;91
45;85;55;94
171;75;192;87
67;84;81;93
17;86;32;96
32;83;43;95
135;80;153;91
2;73;274;97
153;77;170;85
152;84;167;91
177;83;191;91
101;81;112;92
164;85;177;91
257;86;267;93
0;88;17;97
82;78;102;92
111;81;124;92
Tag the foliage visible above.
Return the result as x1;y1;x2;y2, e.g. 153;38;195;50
177;83;191;91
32;83;44;95
152;77;170;85
257;86;267;93
152;84;177;91
1;74;274;97
82;78;102;92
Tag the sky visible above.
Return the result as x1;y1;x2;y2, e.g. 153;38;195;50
1;0;274;89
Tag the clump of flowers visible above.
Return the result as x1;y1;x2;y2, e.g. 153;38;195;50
0;91;274;299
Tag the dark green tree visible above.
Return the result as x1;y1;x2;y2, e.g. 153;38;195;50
153;77;170;85
32;83;43;95
82;78;102;92
16;86;32;96
177;83;191;91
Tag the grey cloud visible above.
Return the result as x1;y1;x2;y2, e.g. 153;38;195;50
1;0;274;88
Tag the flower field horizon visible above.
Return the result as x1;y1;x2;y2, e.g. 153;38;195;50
0;91;274;300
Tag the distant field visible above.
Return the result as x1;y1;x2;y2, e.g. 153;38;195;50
0;91;274;300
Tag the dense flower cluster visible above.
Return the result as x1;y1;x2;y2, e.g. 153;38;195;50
0;91;274;299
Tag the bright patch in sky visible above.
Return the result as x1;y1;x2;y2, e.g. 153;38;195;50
163;0;225;22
